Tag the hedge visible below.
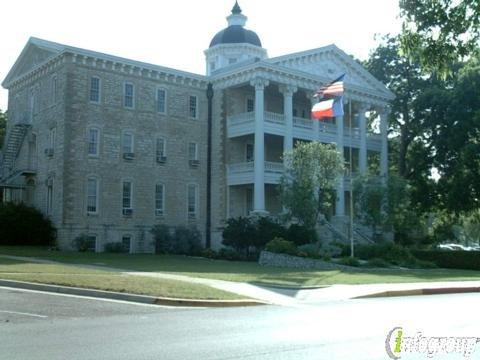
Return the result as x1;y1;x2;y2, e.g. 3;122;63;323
412;250;480;271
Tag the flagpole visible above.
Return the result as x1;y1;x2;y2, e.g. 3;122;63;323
349;99;354;258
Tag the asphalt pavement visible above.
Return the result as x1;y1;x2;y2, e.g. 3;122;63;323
1;287;480;360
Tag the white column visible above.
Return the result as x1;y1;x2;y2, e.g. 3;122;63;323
336;114;345;216
309;92;319;140
358;103;369;174
380;107;390;182
250;78;269;213
279;85;297;160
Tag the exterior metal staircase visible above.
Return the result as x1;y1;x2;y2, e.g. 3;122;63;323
2;123;30;174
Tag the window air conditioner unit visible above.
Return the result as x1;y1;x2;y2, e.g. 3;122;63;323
155;209;164;216
123;152;135;160
156;155;167;164
44;148;54;157
122;208;133;216
189;159;200;167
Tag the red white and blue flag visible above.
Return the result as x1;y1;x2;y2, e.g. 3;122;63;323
311;96;344;119
313;74;345;98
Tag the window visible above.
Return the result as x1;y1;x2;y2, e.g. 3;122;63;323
48;127;56;156
156;88;166;114
86;235;97;252
122;181;132;210
228;58;237;64
87;177;98;214
90;77;100;103
124;82;134;108
87;128;99;156
246;97;254;112
188;142;198;161
246;143;254;162
189;95;197;119
46;179;53;215
122;132;134;154
156;137;166;162
293;108;298;117
155;183;165;216
210;61;216;72
187;184;198;219
51;75;57;104
28;89;35;122
122;235;132;253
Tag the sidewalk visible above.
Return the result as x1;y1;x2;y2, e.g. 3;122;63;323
1;254;480;306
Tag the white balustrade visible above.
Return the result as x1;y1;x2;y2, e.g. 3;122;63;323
264;161;284;173
293;116;313;129
227;112;255;126
264;111;285;124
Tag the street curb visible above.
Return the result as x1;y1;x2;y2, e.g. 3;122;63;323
0;279;268;307
353;287;480;299
249;282;329;290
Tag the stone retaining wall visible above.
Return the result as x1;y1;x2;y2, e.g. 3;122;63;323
258;251;356;271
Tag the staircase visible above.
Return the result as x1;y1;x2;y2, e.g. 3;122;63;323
2;123;30;174
319;219;375;245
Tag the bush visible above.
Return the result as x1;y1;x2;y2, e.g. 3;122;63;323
104;242;128;253
338;256;360;267
151;225;202;256
151;224;174;254
265;237;297;255
0;202;56;246
73;234;95;252
354;243;417;265
297;243;321;259
200;248;217;259
173;226;202;256
286;224;318;246
222;217;256;253
365;257;390;268
412;250;480;271
254;217;287;248
218;248;244;261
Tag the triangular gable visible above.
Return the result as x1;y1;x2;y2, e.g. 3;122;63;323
267;45;395;100
2;37;64;88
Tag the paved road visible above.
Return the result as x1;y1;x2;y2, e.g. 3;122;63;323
1;287;480;360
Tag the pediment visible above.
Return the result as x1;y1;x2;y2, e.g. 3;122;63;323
268;45;394;100
2;38;62;88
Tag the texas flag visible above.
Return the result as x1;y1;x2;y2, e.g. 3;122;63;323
311;96;344;119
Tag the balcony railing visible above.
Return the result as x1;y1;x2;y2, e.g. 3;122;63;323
227;161;284;185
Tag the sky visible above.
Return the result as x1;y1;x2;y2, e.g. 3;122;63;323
0;0;402;111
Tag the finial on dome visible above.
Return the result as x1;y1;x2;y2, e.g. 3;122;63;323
231;1;242;15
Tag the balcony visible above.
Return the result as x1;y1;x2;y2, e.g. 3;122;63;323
227;161;284;185
227;111;382;151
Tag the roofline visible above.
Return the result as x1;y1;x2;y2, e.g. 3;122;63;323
268;44;395;100
3;37;207;88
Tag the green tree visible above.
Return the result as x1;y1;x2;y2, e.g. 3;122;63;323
0;109;6;147
399;0;480;75
279;142;344;229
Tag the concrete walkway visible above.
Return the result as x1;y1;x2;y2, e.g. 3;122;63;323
2;254;480;306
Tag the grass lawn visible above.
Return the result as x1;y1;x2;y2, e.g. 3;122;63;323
0;257;241;300
1;246;479;287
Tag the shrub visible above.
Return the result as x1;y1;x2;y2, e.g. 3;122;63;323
218;248;244;261
354;243;416;265
365;257;390;268
286;224;318;246
151;224;174;254
104;242;128;253
171;226;202;256
338;256;360;267
200;248;217;259
412;250;480;271
297;243;321;259
151;225;202;256
73;234;95;252
265;237;297;255
253;217;287;248
0;202;56;246
222;217;256;253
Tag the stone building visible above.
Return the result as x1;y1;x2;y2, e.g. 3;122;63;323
0;2;393;252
